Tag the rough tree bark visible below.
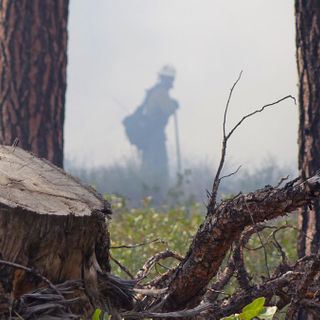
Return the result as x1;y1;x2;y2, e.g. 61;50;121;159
0;0;68;167
295;0;320;257
0;146;114;318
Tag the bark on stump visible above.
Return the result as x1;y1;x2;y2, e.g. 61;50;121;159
0;145;112;317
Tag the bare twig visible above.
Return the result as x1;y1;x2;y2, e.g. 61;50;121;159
13;311;24;320
157;262;172;272
136;250;183;282
11;138;19;152
122;302;212;319
0;259;64;299
284;176;300;189
13;280;82;320
226;95;296;140
208;71;243;211
272;226;290;265
207;71;296;213
276;175;290;188
205;225;264;303
244;200;271;278
205;265;234;303
111;238;166;249
223;71;243;139
110;254;135;279
219;165;242;181
143;268;176;288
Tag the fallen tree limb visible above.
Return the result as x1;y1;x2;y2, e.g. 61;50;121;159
123;254;320;319
205;224;265;304
161;172;320;311
203;254;320;320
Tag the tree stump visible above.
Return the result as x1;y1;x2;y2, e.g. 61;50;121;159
0;146;113;318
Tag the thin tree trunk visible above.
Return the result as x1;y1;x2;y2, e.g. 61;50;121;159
0;0;68;167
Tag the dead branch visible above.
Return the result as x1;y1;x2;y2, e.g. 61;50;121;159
206;270;302;320
204;254;320;320
287;254;320;318
0;259;64;299
219;165;242;181
127;254;320;319
208;70;295;211
136;250;184;282
208;71;243;211
13;280;83;320
157;171;320;312
97;273;136;311
271;226;290;266
275;175;290;188
122;302;212;319
201;225;295;316
111;238;166;249
205;225;265;303
110;254;135;279
244;199;271;278
233;240;252;291
226;94;296;140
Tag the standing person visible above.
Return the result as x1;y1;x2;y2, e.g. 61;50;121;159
123;65;179;202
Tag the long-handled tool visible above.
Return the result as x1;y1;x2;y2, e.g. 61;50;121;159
173;111;182;174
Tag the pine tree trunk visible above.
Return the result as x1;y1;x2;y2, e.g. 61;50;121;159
296;0;320;257
296;2;320;319
0;0;68;168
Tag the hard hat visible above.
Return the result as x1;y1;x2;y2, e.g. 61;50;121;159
158;65;176;78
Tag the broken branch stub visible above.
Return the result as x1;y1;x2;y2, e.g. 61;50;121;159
0;146;111;315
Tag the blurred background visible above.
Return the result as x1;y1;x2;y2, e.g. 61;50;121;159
64;0;297;207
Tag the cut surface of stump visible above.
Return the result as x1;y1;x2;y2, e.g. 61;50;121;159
0;146;112;316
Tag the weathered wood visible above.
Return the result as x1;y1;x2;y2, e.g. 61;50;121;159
0;146;111;316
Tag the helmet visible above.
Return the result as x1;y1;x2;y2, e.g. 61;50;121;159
158;65;176;78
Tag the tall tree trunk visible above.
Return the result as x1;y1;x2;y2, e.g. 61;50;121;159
0;0;68;168
296;0;320;257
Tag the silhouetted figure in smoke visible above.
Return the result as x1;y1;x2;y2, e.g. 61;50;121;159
123;65;179;200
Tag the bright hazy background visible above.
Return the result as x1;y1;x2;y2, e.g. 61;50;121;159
65;0;297;173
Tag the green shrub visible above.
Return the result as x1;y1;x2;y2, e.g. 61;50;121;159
108;195;298;284
108;195;202;278
221;297;277;320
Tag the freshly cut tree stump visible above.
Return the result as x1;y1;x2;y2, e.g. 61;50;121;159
0;145;112;317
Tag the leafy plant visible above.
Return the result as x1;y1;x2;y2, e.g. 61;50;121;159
221;297;277;320
109;199;202;278
91;309;110;320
